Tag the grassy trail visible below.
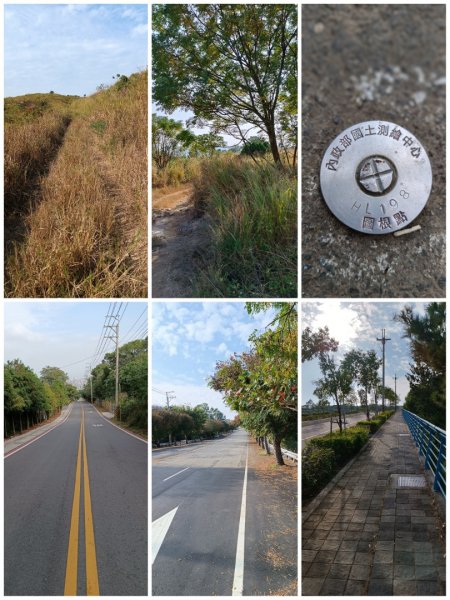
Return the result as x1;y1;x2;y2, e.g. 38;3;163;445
4;114;71;256
4;71;147;298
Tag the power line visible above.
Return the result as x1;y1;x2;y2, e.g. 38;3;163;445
121;307;147;342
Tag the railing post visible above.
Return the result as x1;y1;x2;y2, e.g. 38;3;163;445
424;428;433;470
434;434;445;493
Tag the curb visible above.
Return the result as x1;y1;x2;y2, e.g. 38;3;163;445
302;416;392;523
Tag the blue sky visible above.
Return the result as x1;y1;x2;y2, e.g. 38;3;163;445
152;302;276;418
5;4;148;97
4;301;147;387
302;302;429;407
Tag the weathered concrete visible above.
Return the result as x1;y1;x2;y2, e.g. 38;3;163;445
302;5;445;298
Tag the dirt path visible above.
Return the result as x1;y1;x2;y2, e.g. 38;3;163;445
152;185;210;297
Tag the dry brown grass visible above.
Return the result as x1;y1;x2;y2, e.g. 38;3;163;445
5;113;71;249
5;71;147;298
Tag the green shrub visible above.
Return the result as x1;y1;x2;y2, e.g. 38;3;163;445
309;426;369;467
302;444;336;498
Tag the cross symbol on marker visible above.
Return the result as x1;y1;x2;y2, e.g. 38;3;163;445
357;156;396;195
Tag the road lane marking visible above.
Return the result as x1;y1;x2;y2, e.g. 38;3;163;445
163;467;190;481
64;408;100;595
82;410;100;595
5;403;75;458
152;507;178;564
64;414;83;595
232;443;249;596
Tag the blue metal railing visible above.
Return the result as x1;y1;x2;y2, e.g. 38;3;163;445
402;409;446;497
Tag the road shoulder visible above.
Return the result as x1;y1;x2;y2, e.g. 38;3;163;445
245;438;298;595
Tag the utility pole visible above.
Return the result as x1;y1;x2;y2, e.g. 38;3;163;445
377;329;391;411
166;391;176;445
394;373;397;411
90;375;93;404
105;315;120;417
166;391;175;409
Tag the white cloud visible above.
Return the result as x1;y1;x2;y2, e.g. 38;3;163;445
152;381;235;417
131;24;148;37
216;342;229;355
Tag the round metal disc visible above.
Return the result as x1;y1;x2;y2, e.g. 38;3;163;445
320;120;432;234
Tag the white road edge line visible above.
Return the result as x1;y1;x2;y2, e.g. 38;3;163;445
232;443;249;596
92;404;147;444
163;467;190;482
4;403;74;459
152;506;178;565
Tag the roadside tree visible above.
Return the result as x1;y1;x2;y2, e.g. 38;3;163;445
153;4;297;165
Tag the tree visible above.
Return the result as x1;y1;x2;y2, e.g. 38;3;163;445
314;354;353;432
153;4;297;165
83;339;148;431
342;350;381;419
395;303;445;427
152;115;186;170
189;133;224;157
302;326;339;362
210;303;297;465
241;136;270;158
4;360;50;434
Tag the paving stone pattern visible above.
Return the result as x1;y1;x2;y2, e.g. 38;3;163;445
302;411;446;596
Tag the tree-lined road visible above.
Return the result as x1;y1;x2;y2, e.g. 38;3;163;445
5;400;147;596
152;429;296;596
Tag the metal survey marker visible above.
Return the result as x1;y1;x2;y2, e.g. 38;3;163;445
320;120;432;234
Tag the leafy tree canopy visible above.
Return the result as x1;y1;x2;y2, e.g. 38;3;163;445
153;4;297;164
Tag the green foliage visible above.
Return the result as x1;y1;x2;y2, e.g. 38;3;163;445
153;4;297;165
90;119;107;135
241;137;270;157
302;445;336;498
4;360;75;437
209;303;297;465
303;411;395;498
310;427;369;467
152;402;235;444
395;303;445;428
82;338;148;433
152;114;185;170
4;93;79;125
192;157;297;297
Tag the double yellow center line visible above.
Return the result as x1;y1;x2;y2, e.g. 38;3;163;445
64;408;99;595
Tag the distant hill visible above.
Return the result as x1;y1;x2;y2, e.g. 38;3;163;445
5;93;80;124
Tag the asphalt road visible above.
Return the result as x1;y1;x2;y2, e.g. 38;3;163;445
4;400;147;596
302;411;371;448
153;428;288;596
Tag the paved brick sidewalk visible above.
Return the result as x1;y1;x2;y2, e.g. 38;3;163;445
302;411;446;595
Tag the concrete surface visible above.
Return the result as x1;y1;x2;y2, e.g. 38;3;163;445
302;411;446;596
302;5;445;298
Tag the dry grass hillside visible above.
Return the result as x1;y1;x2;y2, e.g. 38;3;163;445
5;71;147;298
